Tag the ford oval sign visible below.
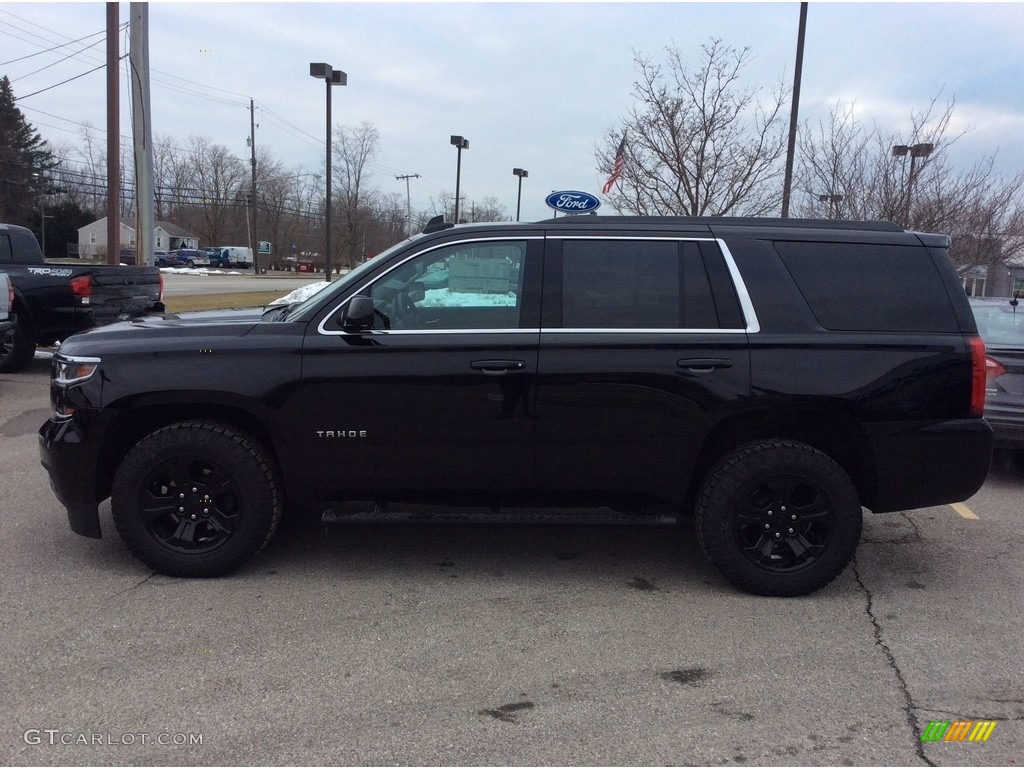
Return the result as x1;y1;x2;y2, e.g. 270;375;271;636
545;190;601;214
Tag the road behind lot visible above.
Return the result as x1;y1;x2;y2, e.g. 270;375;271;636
2;355;1022;765
160;269;325;297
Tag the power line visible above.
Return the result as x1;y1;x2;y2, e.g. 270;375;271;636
13;62;109;101
10;36;108;83
0;25;113;66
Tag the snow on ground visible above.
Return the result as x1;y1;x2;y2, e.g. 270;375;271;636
158;267;245;276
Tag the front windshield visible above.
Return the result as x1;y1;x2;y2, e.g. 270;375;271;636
281;234;424;322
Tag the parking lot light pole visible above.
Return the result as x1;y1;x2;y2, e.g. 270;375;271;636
892;142;934;226
818;193;843;219
513;168;528;221
310;63;347;281
450;135;469;223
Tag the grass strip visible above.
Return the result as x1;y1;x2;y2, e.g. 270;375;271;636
163;291;289;313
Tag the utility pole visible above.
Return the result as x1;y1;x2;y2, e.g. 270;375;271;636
395;173;419;237
249;98;259;271
129;3;154;266
105;2;119;265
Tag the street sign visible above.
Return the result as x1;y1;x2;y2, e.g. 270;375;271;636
258;241;272;255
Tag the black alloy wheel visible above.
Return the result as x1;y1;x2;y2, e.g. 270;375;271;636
732;475;836;572
695;440;862;597
137;456;243;556
111;421;281;577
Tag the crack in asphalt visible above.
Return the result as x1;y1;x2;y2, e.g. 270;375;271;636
109;571;158;599
853;558;936;768
898;512;925;541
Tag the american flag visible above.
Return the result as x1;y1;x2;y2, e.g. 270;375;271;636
602;133;627;195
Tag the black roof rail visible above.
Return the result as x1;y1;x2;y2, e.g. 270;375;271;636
532;215;904;232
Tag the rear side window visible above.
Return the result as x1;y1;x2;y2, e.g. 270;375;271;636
560;239;724;329
776;241;960;332
0;234;11;262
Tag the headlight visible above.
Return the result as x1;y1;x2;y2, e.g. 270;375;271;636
54;355;101;387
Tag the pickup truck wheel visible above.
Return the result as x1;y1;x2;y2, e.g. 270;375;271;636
695;440;862;597
111;422;282;577
0;319;36;373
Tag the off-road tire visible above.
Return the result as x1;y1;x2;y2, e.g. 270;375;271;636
695;440;862;597
111;421;282;577
0;318;37;373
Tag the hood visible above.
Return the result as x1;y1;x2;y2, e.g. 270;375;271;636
58;307;266;352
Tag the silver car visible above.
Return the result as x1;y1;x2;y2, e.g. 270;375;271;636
971;297;1024;448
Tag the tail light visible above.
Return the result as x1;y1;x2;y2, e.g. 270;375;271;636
69;275;93;305
969;336;987;417
6;279;13;309
985;357;1007;379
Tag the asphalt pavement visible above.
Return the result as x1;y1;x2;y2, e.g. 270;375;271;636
2;355;1022;766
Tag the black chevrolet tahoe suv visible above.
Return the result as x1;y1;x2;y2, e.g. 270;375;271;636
39;217;993;596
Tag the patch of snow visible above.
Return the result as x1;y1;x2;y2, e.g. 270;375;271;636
268;281;332;306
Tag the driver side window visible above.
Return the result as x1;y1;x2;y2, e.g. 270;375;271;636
367;241;526;331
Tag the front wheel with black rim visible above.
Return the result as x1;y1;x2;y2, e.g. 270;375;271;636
111;422;282;577
695;440;862;597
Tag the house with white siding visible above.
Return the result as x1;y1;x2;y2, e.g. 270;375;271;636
77;218;200;257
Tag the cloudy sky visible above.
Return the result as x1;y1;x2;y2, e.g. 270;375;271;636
3;1;1024;222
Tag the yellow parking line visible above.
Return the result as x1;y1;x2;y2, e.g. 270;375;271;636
951;502;979;520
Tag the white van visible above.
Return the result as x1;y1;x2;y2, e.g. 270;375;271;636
208;246;253;268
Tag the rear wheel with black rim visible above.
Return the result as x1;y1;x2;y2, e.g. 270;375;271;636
695;440;862;597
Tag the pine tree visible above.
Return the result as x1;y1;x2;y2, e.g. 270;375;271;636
0;75;56;224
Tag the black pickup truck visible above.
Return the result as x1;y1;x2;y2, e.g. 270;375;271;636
0;222;164;372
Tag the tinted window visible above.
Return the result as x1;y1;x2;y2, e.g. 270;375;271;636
0;235;11;262
560;239;722;329
367;240;525;330
776;241;959;332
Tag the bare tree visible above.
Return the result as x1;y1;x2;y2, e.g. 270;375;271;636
152;135;193;221
331;121;379;267
178;135;247;245
468;196;508;222
597;39;789;216
794;98;1024;276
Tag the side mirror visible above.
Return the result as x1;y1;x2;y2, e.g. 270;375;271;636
339;295;375;331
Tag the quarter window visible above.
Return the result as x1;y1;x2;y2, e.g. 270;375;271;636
776;241;959;332
365;240;526;331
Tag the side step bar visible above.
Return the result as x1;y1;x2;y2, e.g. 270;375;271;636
322;503;679;527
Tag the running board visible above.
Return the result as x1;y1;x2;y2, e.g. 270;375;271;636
322;504;678;527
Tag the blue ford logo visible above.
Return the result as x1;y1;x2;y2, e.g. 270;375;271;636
545;190;601;213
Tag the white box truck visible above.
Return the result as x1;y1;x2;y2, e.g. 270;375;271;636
208;246;253;268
